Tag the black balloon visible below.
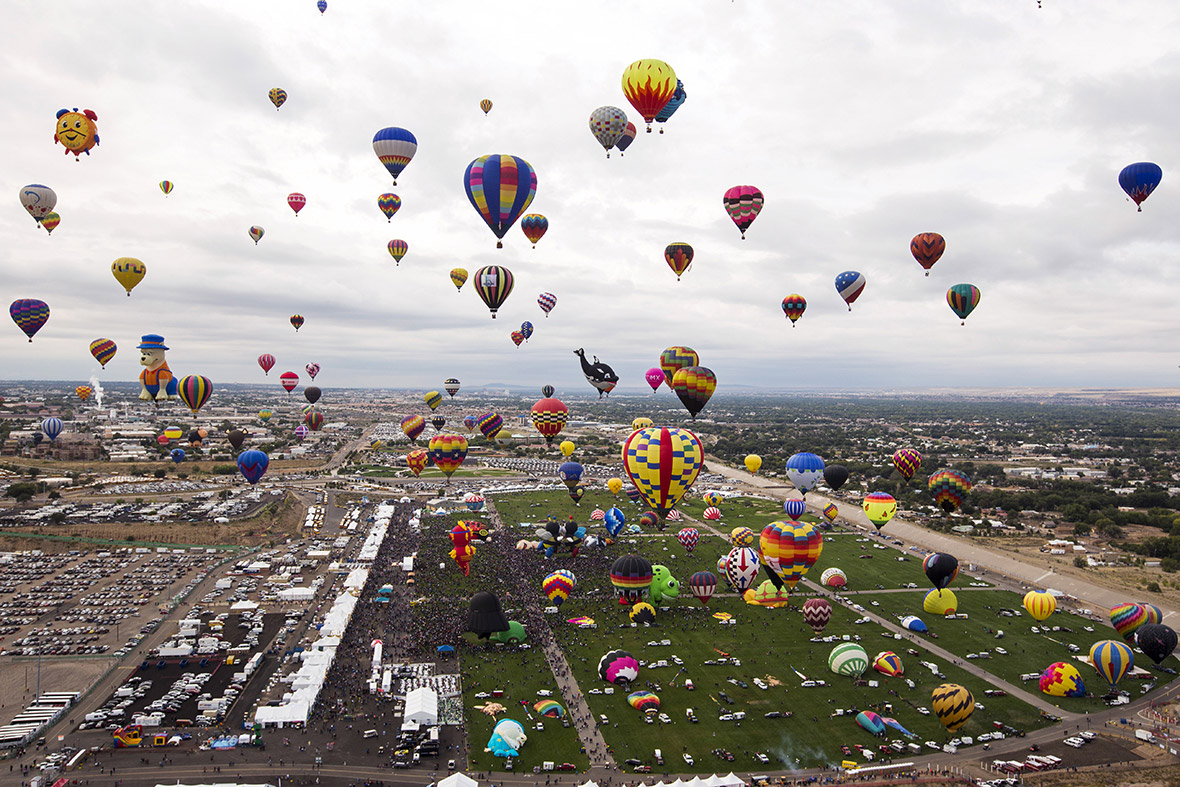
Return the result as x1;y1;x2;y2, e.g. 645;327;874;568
304;386;321;405
228;429;247;450
574;348;619;398
1136;623;1177;665
467;591;509;639
922;552;959;590
32;433;43;446
431;415;446;431
823;464;850;491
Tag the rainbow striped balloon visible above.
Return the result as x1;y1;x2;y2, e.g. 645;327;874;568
178;375;213;414
760;520;823;590
1110;602;1148;642
464;154;537;248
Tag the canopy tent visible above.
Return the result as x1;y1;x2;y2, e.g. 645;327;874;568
440;773;479;787
405;686;438;725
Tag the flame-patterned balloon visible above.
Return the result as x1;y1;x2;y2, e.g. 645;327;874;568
620;59;677;131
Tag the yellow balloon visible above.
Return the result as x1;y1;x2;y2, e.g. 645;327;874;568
1023;590;1056;621
621;426;704;518
111;257;146;296
631;417;653;431
620;59;678;130
931;684;974;732
560;440;576;457
923;588;958;616
744;454;762;474
607;477;623;495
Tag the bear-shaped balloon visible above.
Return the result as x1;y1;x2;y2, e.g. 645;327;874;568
138;334;178;402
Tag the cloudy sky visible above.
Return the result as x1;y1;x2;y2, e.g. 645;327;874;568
4;1;1180;395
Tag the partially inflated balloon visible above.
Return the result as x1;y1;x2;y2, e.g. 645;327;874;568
910;233;945;276
744;454;762;474
474;265;514;318
111;258;146;296
723;186;763;239
171;448;185;464
671;366;716;420
947;284;981;324
464;155;537;248
521;214;548;248
1039;662;1086;697
90;338;116;367
372;127;417;184
622;426;704;519
1135;623;1177;665
923;589;957;616
1119;162;1162;211
621;59;677;131
863;492;897;530
664;243;693;280
631;417;653;431
892;448;922;481
378;193;401;222
450;268;468;292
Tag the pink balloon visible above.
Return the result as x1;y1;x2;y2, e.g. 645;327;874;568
645;368;665;392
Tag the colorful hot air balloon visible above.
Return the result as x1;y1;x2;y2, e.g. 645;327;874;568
41;417;63;442
1111;603;1148;643
54;108;100;158
444;378;460;398
520;321;534;341
75;385;92;401
653;79;685;133
671;366;716;420
621;426;704;519
378;193;401;222
730;527;756;548
159;181;174;197
828;643;869;677
627;690;659;713
783;499;806;519
237;449;269;484
305;363;320;380
405;448;430;477
477;412;504;442
910;232;945;276
20;184;57;222
480;99;493;115
558;461;583;489
291;424;307;440
521;214;548;248
474;265;515;318
723;186;763;239
287;193;306;216
462;415;477;432
431;415;446;431
823;503;838;523
862;492;897;530
537;292;557;317
401;415;426;443
589;106;628;157
835;271;866;311
609;555;653;605
530;398;568;446
257;354;275;375
725;547;760;591
923;553;959;590
464;154;537;248
873;651;904;677
300;410;323;432
542;569;576;606
279;371;299;393
785;452;825;495
163;425;184;442
615;122;637;154
170;448;186;464
249;226;264;244
1039;662;1086;697
428;433;468;482
1023;590;1056;621
290;314;304;331
258;409;273;422
688;571;716;605
931;684;974;732
947;284;981;324
424;391;443;410
659;346;699;388
1089;640;1134;687
603;506;625;536
1142;604;1164;625
1119;162;1162;211
923;589;957;616
676;527;699;553
90;338;116;368
781;294;806;326
802;598;832;634
760;520;823;590
387;239;408;266
621;59;677;131
318;1;327;13
745;454;762;474
449;268;468;292
892;448;922;481
10;299;49;342
178;375;213;414
111;258;146;296
928;469;972;513
598;650;639;684
372;127;417;185
664;243;694;280
41;213;61;235
268;88;287;109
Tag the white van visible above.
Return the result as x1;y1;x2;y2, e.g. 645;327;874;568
362;729;378;739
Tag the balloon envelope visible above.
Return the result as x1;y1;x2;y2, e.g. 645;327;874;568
621;426;704;519
464;155;537;247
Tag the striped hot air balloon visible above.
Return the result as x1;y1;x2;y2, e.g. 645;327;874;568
10;299;49;342
1111;603;1148;643
474;265;515;318
90;338;117;368
931;684;974;731
873;651;904;677
1023;590;1056;621
828;643;868;677
760;520;823;590
372;127;417;185
1089;640;1133;687
621;426;704;519
464;154;536;248
521;214;548;248
177;375;213;414
609;555;652;605
428;433;468;481
378;193;401;221
802;598;831;634
892;448;922;481
722;185;763;239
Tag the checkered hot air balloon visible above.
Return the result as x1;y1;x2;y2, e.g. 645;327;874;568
688;571;716;605
725;547;760;592
730;527;756;548
781;294;806;326
405;449;430;477
760;520;823;590
427;433;468;482
464;155;536;248
659;346;699;387
1039;662;1086;697
873;651;904;677
892;448;922;481
802;598;832;634
823;503;839;523
542;570;576;606
589;106;628;157
621;426;704;520
928;469;972;513
723;185;763;239
910;232;945;276
676;527;699;553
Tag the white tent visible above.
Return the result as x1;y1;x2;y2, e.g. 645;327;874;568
230;600;259;611
718;774;746;787
577;781;599;787
278;587;313;602
405;686;438;725
440;773;479;787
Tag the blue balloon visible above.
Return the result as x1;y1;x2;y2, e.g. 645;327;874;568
785;452;825;495
170;448;186;464
317;0;327;11
41;416;63;442
655;80;686;125
558;461;583;485
604;507;626;537
520;321;534;340
237;449;270;485
783;498;806;519
901;615;928;633
1119;162;1162;211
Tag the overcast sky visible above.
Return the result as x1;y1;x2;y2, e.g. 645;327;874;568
4;1;1180;396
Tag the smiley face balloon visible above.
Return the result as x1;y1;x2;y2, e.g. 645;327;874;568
54;108;100;158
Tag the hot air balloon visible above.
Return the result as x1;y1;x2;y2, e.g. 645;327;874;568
1023;590;1056;621
862;492;897;530
294;424;309;440
432;414;448;432
1142;604;1164;625
463;415;477;432
474;265;515;318
444;378;460;398
823;464;850;491
20;185;57;222
480;98;493;115
158;180;174;197
855;710;886;736
910;232;945;276
406;448;430;477
290;315;304;331
305;363;320;380
615;122;637;154
90;338;116;367
659;346;699;388
928;469;972;513
477;412;503;442
745;454;762;474
111;258;146;296
702;506;721;521
468;592;509;640
1089;640;1134;687
542;569;576;606
163;426;183;441
237;449;269;484
589;106;628;157
178;375;213;414
75;385;92;401
725;547;760;592
41;417;63;442
802;598;832;634
428;433;468;482
54;108;100;158
828;643;869;677
450;268;468;292
557;461;583;490
653;79;685;133
257;354;275;375
628;602;656;626
258;409;273;422
1039;662;1086;697
268;88;286;109
671;367;715;420
620;59;677;131
610;555;653;605
520;321;534;341
423;391;442;411
41;213;61;235
922;553;959;590
537;292;557;317
10;300;49;342
598;650;639;684
622;426;703;520
378;193;401;222
317;1;327;13
1135;623;1177;665
687;571;716;605
464;154;537;248
781;294;806;326
372;127;417;185
607;478;623;495
304;386;322;406
510;331;524;347
287;193;306;216
892;448;922;481
401;415;426;443
835;271;866;311
785;452;825;495
923;589;957;616
249;226;264;244
279;371;299;393
227;430;247;451
823;503;838;523
170;448;185;464
387;239;408;266
730;527;756;548
783;499;806;519
676;527;699;553
931;684;974;731
521;215;548;248
575;349;618;397
761;520;823;590
947;284;981;325
723;185;764;239
664;243;693;280
1119;162;1162;211
603;506;626;537
901;615;926;632
529;398;568;446
1111;603;1148;643
642;368;664;392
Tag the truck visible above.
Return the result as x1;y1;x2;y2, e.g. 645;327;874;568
1136;729;1157;743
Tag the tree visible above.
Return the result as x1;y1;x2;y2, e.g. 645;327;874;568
4;482;38;502
1146;581;1161;593
1073;556;1087;569
1073;523;1091;537
154;469;167;479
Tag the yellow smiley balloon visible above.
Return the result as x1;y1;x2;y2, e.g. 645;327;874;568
54;108;100;158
